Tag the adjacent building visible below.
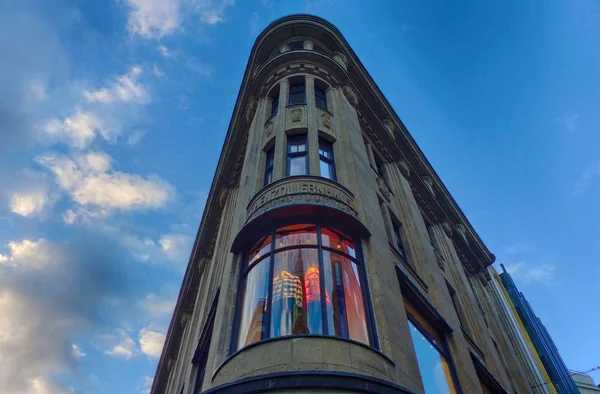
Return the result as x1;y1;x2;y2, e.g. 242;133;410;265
151;15;570;394
499;266;579;394
572;372;600;394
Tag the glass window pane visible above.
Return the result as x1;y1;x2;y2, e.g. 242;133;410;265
249;235;272;264
271;96;279;115
275;224;317;249
271;249;322;336
238;260;270;348
323;252;368;344
320;160;332;180
288;156;307;176
321;228;355;258
408;321;456;394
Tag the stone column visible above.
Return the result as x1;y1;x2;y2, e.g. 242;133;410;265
305;75;320;176
273;79;289;181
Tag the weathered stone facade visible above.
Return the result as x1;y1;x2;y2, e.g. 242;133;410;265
150;15;552;394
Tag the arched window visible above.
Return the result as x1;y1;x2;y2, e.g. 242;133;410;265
235;224;372;350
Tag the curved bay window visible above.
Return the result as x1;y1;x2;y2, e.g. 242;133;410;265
235;224;372;351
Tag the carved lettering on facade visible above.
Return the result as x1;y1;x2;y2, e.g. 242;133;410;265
291;107;303;122
248;178;356;221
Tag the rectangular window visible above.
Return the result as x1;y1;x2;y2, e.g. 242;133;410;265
193;290;219;394
405;301;458;394
271;95;279;116
318;139;336;181
315;87;327;110
289;83;306;105
392;219;407;261
287;135;308;176
264;148;274;186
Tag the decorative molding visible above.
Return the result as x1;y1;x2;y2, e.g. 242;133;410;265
422;176;435;196
291;107;303;122
246;176;357;222
321;112;332;129
219;188;229;208
377;177;392;201
398;160;410;179
279;44;290;53
442;221;452;237
180;312;192;328
244;97;258;123
382;118;394;135
303;40;314;50
333;51;348;70
265;120;274;136
342;85;358;107
456;224;467;242
434;249;445;272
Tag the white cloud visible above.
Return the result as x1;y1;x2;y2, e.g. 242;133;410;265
72;344;86;358
42;110;109;149
10;192;47;216
159;233;193;262
84;66;148;104
504;261;555;284
125;0;180;39
140;293;176;318
104;329;136;359
505;243;532;255
557;112;579;132
139;327;165;358
196;0;235;25
37;151;173;212
0;239;52;269
157;45;171;57
573;161;600;196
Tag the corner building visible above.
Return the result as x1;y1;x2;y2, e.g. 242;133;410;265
152;15;551;394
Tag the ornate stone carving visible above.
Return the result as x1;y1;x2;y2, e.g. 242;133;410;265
442;221;452;237
342;85;358;107
422;176;435;196
247;176;357;222
245;97;257;123
303;40;314;50
279;44;290;53
291;107;303;122
434;249;445;272
377;177;392;201
180;312;192;328
333;51;348;70
321;113;332;129
456;224;467;242
219;188;229;208
383;118;394;134
265;120;274;136
398;160;410;179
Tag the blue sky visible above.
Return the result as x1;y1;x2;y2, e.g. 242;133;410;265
0;1;598;393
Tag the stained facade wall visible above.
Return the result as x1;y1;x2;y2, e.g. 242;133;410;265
151;15;553;394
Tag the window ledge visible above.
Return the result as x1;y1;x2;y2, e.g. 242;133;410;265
214;334;395;382
390;242;427;292
462;327;485;361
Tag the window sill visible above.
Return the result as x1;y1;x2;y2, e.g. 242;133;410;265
390;242;427;292
461;326;485;361
286;103;307;108
215;334;395;382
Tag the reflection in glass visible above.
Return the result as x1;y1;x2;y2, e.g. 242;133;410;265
408;320;456;394
237;225;371;350
271;249;322;336
238;260;270;348
249;235;272;264
323;251;368;343
275;224;317;249
288;156;307;176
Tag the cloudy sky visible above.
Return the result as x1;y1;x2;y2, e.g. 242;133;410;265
0;0;598;393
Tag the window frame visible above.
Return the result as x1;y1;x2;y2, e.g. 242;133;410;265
288;83;306;106
318;138;336;181
390;216;407;262
286;135;309;176
231;224;378;353
315;87;328;110
264;148;274;186
271;94;279;116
